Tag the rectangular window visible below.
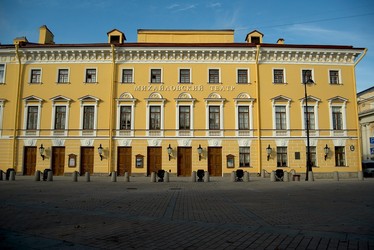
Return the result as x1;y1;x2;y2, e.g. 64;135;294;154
237;69;248;84
83;106;95;130
150;69;161;83
335;146;345;166
306;146;316;167
30;69;41;83
273;69;284;83
277;147;287;167
85;69;97;83
239;147;250;167
179;69;191;83
58;69;69;83
238;106;249;130
302;69;312;83
122;69;133;83
332;106;342;130
329;70;340;84
208;69;219;83
179;106;190;130
275;106;286;130
27;106;38;130
150;106;161;130
0;64;5;83
209;106;220;130
120;106;131;130
304;106;315;130
54;106;66;130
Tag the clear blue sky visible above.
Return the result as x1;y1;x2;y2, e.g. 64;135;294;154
1;0;373;92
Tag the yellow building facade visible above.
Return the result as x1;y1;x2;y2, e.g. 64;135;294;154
0;26;366;177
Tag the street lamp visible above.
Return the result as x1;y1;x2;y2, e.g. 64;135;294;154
197;144;203;161
304;78;314;181
167;144;172;161
98;144;103;161
266;144;272;161
39;144;45;160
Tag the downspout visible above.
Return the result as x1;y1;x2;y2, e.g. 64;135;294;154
108;44;116;173
353;48;367;171
255;45;262;175
12;44;22;170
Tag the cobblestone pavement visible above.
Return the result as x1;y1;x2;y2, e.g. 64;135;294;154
0;176;373;249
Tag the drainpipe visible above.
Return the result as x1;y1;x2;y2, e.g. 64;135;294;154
12;44;23;170
353;48;367;171
255;45;262;175
108;44;116;173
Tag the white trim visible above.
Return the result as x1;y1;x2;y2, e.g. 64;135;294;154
236;68;250;84
328;97;347;136
300;97;320;137
116;104;135;136
119;67;134;84
328;68;342;84
205;104;224;137
0;100;4;137
51;104;70;136
207;68;221;84
300;68;314;83
272;68;286;84
56;67;70;84
178;68;192;84
79;96;99;136
84;67;98;83
29;68;42;84
0;63;6;84
271;96;291;137
149;68;163;84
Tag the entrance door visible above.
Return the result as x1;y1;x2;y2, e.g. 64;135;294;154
23;146;36;175
208;147;222;176
117;147;132;176
52;147;65;176
147;147;162;176
80;147;94;175
177;147;192;176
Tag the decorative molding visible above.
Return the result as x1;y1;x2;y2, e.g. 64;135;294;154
333;139;346;147
52;139;65;146
178;139;192;147
118;139;132;146
147;139;162;146
24;139;36;146
81;139;94;146
238;139;251;147
208;139;222;146
275;139;289;147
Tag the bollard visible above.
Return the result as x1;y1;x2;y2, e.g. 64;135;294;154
0;170;3;181
270;171;276;182
85;172;90;182
231;171;236;182
308;171;314;182
333;171;339;181
191;171;196;182
47;170;53;181
283;171;289;182
124;172;130;182
9;170;16;181
150;172;156;182
204;171;210;182
72;171;78;182
111;171;117;182
358;171;364;181
244;171;250;182
34;170;41;181
261;169;265;178
164;171;169;182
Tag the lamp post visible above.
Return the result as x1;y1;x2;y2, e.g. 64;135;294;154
304;78;314;181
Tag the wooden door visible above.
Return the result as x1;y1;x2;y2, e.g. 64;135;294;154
52;147;65;176
117;147;132;176
177;147;192;176
147;147;162;176
208;147;222;176
80;147;94;175
23;147;36;175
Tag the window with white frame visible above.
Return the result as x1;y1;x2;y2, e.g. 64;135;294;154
275;106;287;130
209;106;220;130
328;97;347;136
329;70;340;84
306;146;317;167
83;106;95;130
150;69;162;83
239;147;250;167
208;69;220;83
27;106;38;130
57;69;69;83
277;147;288;167
0;101;3;136
23;96;43;135
149;106;161;130
121;69;133;83
54;106;66;130
0;64;5;83
273;69;285;84
79;95;99;135
238;106;249;130
335;146;345;166
30;69;41;83
237;69;248;84
332;106;343;130
301;69;313;83
179;69;191;83
179;106;190;130
85;69;97;83
120;106;132;130
304;106;315;130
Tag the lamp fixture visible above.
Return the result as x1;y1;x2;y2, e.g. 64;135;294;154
39;144;45;160
324;144;330;160
98;144;103;161
167;144;172;161
197;144;203;161
266;144;272;161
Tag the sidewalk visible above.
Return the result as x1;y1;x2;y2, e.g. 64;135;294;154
1;176;373;249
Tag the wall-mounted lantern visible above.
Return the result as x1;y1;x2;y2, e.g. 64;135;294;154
197;144;203;161
98;144;103;161
266;144;272;161
39;144;45;160
167;144;172;161
324;144;330;161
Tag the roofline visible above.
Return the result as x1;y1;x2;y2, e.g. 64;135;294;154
137;29;235;32
357;86;374;95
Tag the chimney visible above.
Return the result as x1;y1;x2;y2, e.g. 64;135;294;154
13;37;28;45
277;38;285;44
38;25;54;44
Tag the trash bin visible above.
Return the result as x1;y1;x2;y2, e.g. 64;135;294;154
43;169;52;181
6;168;15;180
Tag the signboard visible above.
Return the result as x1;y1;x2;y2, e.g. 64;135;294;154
370;137;374;155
